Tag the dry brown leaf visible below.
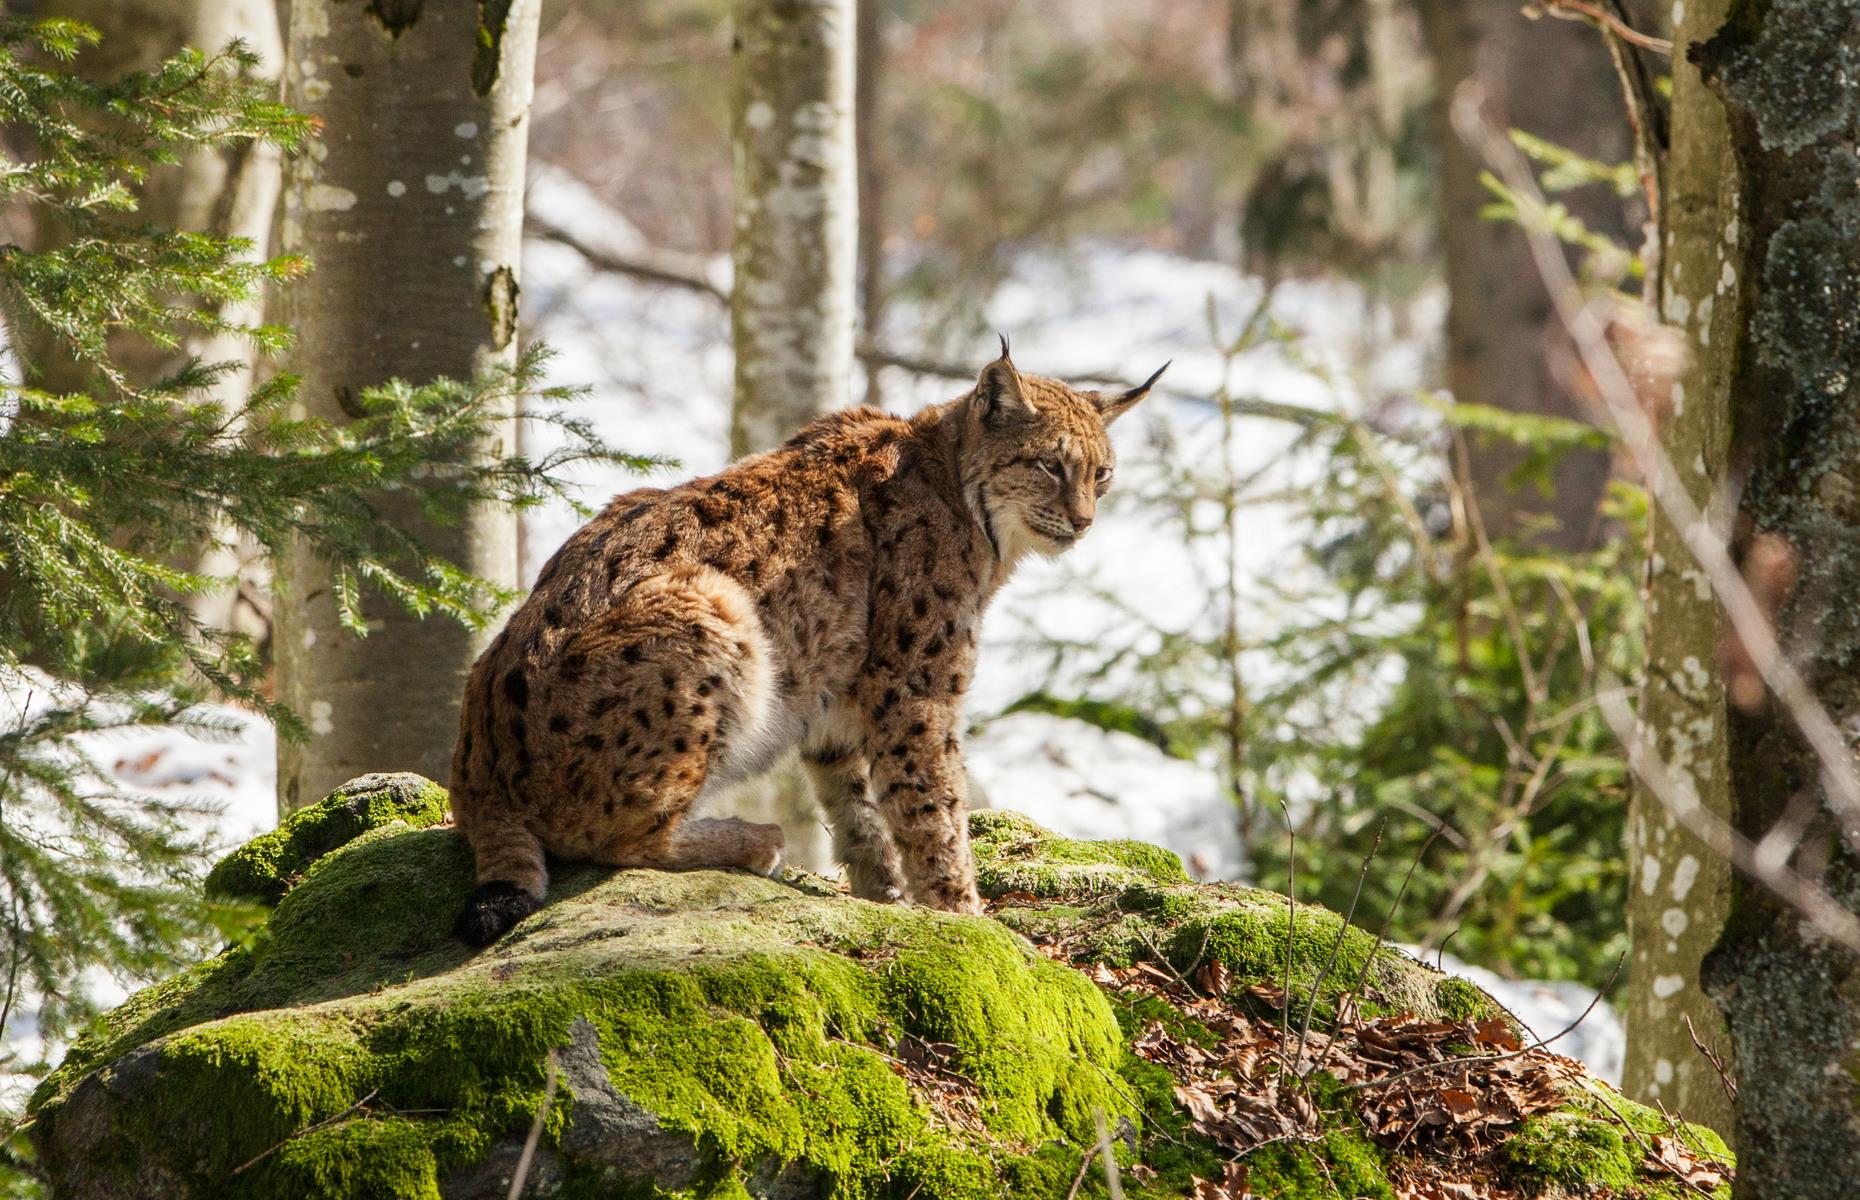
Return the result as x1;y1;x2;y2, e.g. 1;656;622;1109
1652;1134;1728;1188
1246;982;1288;1008
1471;1017;1521;1051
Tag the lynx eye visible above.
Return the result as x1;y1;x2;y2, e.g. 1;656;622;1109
1037;458;1063;480
1095;466;1113;484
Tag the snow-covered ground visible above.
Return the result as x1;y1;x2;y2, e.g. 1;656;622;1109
966;712;1247;880
1;177;1625;1090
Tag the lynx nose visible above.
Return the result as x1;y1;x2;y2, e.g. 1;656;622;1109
1069;513;1093;534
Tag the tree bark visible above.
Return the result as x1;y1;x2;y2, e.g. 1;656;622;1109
1419;0;1630;549
728;0;857;456
853;0;885;410
1623;0;1737;1139
271;0;539;813
1679;1;1860;1191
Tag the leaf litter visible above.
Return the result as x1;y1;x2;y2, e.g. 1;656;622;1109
1033;921;1728;1199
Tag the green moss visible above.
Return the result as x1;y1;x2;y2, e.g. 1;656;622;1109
36;810;1136;1198
262;1117;440;1200
205;773;450;905
969;809;1187;898
1244;1130;1395;1200
1432;975;1501;1022
35;800;1695;1199
1503;1112;1637;1195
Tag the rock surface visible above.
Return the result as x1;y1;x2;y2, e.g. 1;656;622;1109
29;778;1727;1199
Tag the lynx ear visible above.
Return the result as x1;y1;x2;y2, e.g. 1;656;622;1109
1096;361;1169;426
974;336;1034;425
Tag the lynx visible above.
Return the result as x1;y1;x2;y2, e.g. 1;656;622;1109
450;340;1166;944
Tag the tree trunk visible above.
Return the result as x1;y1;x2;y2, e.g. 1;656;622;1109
1679;1;1860;1191
271;0;539;814
1419;0;1629;549
1623;0;1737;1139
39;0;283;638
721;0;856;871
853;0;885;410
728;0;857;456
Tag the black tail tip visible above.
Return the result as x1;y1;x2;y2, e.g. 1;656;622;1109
453;881;542;946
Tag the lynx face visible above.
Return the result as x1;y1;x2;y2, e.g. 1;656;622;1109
964;345;1168;559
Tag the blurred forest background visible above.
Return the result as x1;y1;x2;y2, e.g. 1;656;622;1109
15;0;1830;1181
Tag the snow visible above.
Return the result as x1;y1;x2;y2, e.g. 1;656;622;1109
0;687;279;1107
966;712;1245;880
1420;948;1627;1086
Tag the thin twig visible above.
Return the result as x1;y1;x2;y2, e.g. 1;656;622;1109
1435;927;1459;971
1294;820;1384;1074
528;213;1331;426
1584;1077;1656;1159
1597;685;1860;953
1344;953;1624;1094
1456;87;1860;862
1316;827;1447;1079
507;1050;560;1200
1116;896;1205;998
1655;1097;1737;1173
1684;1014;1737;1104
1094;1107;1125;1200
1534;0;1674;54
230;1089;381;1176
526;216;727;302
1063;1145;1095;1200
1276;796;1297;1060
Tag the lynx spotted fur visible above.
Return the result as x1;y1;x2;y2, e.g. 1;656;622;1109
450;343;1165;944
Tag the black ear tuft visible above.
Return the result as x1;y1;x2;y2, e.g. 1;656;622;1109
1096;360;1169;426
975;357;1032;426
997;331;1011;360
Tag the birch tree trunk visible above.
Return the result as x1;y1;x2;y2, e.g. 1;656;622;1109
272;0;540;813
1622;0;1737;1139
728;0;857;456
40;0;283;637
1418;0;1629;548
722;0;856;870
853;0;886;410
1672;1;1860;1189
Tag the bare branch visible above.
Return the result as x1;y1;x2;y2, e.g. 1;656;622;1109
1454;87;1860;853
507;1049;560;1200
1344;954;1625;1094
526;215;1333;426
1530;0;1674;54
527;216;729;303
1596;685;1860;953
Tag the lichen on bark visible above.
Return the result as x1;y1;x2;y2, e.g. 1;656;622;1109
1624;0;1738;1136
1670;0;1860;1192
727;0;858;457
271;0;540;812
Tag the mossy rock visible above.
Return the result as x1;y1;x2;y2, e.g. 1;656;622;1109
31;777;1729;1199
971;808;1189;898
204;771;450;904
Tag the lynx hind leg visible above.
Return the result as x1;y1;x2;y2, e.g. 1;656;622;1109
632;816;786;876
452;807;548;946
801;746;904;902
535;566;782;876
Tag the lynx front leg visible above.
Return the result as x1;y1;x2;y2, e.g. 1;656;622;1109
863;700;982;914
801;744;905;902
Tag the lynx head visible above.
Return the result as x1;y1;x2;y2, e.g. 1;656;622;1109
960;336;1167;559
